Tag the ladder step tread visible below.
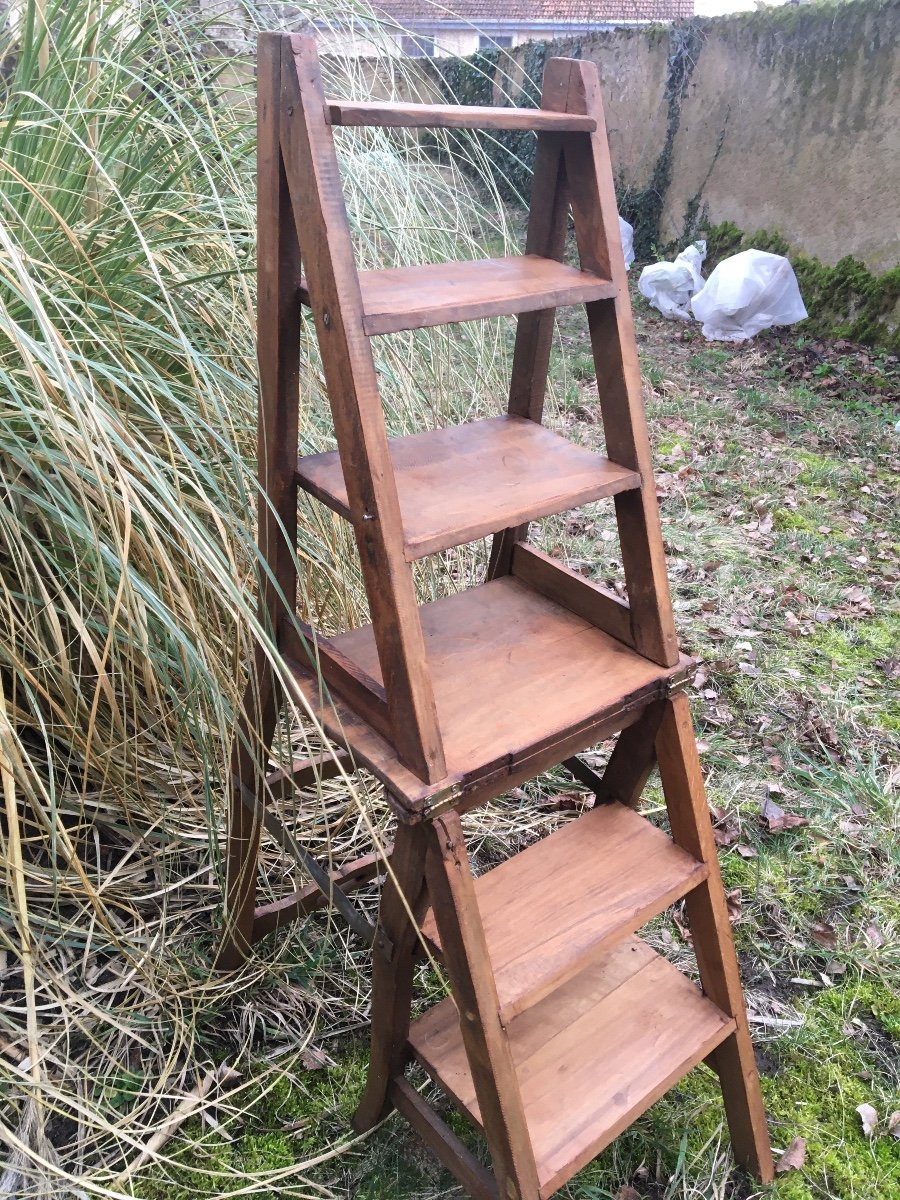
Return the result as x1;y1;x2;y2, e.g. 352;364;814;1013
420;801;707;1021
298;255;617;335
296;416;640;561
328;99;597;132
284;577;690;813
408;936;735;1199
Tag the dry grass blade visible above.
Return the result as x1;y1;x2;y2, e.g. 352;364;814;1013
0;1;518;1194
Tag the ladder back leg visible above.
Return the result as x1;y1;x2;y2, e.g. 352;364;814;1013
489;59;574;580
354;822;430;1130
593;698;665;807
425;812;542;1200
216;648;278;970
217;35;303;970
559;59;679;668
655;693;775;1183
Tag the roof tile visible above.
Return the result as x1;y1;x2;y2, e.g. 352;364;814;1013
372;0;694;24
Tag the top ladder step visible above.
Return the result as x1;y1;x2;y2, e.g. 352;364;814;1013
327;100;597;133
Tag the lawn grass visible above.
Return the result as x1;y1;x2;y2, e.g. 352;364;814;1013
137;289;899;1200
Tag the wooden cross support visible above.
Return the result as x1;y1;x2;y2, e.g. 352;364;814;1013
216;33;775;1195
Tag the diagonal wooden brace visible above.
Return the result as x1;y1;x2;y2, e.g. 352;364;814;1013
232;771;385;949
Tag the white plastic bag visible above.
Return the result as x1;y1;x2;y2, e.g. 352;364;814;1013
691;249;807;342
619;216;635;270
638;240;706;321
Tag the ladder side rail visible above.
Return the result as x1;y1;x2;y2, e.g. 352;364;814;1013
655;693;775;1182
279;34;446;783
355;822;431;1129
488;59;576;580
508;542;634;649
425;811;542;1200
560;60;680;668
217;35;303;969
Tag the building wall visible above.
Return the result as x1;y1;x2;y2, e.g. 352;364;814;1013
376;0;899;274
658;3;900;273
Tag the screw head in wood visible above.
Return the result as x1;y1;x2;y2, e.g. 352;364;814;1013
322;310;331;328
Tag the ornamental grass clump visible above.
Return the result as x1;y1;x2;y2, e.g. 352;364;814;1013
0;2;519;1192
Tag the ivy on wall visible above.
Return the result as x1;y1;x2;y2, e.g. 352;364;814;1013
427;40;552;206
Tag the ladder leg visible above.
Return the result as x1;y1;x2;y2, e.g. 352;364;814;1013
593;699;665;806
216;647;279;970
354;821;430;1130
655;693;775;1183
425;812;541;1200
216;33;302;973
560;61;680;667
488;59;574;581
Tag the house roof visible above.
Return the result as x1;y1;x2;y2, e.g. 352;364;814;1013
371;0;694;23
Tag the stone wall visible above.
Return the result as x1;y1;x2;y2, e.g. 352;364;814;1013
414;0;899;276
660;2;899;274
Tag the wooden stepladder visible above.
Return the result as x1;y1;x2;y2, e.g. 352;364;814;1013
219;33;775;1197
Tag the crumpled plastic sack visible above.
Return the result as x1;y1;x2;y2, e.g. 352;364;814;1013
619;216;635;270
691;249;807;342
637;240;706;321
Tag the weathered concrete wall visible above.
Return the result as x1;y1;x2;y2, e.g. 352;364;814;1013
413;0;899;274
661;3;900;272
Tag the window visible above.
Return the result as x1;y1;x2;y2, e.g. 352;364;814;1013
479;34;513;49
400;34;436;57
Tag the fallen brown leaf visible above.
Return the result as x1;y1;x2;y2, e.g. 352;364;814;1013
864;923;884;948
673;909;693;943
840;585;875;616
735;843;758;858
710;805;741;847
302;1045;335;1070
760;797;809;832
537;790;592;812
775;1136;807;1174
614;1187;641;1200
784;611;802;635
810;922;836;950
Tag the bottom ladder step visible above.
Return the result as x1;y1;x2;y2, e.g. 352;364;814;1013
407;937;735;1198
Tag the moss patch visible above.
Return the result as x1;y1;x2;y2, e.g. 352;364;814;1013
762;983;900;1199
